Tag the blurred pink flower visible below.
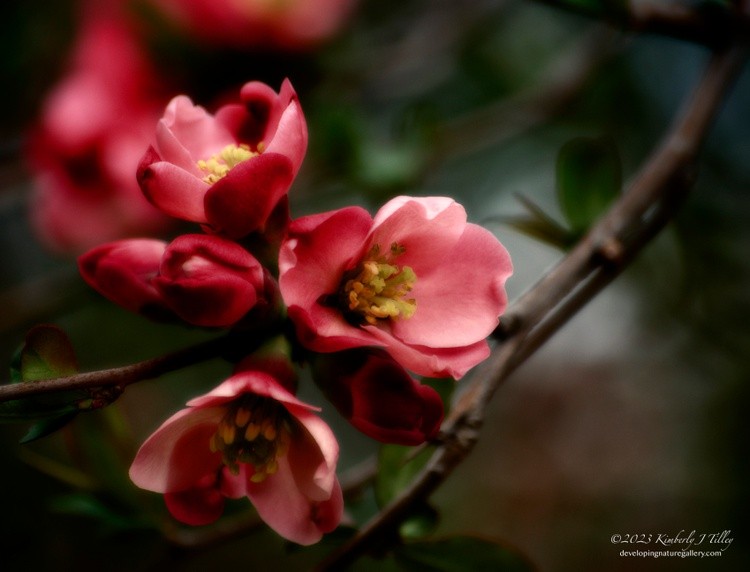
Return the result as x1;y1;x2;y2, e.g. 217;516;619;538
149;0;356;50
129;358;342;545
279;196;513;379
27;9;171;253
137;79;306;238
79;234;269;327
312;349;444;445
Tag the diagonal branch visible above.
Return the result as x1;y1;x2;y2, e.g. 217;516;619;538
533;0;750;48
317;43;748;571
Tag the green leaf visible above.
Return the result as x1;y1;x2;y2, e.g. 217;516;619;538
556;137;622;235
395;536;536;572
50;493;151;533
1;325;85;425
14;324;78;382
375;444;434;509
20;410;79;443
0;394;83;422
399;503;439;539
502;194;576;250
421;377;455;414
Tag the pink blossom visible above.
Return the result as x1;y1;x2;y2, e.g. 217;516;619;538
279;196;513;379
27;8;171;253
79;234;269;327
312;349;443;445
148;0;356;50
129;359;342;545
137;80;307;238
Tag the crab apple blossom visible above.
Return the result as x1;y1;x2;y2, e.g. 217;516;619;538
79;234;270;327
27;8;171;253
147;0;356;50
128;358;342;545
279;196;513;379
137;79;307;238
312;349;443;445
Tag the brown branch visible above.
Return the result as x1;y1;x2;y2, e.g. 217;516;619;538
0;334;233;404
533;0;750;48
317;44;748;572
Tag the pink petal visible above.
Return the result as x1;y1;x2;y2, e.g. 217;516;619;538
159;95;235;162
392;223;512;348
368;196;466;272
279;207;375;351
246;455;341;545
155;234;264;327
239;81;284;144
138;161;209;222
364;326;491;379
203;153;293;238
187;371;319;412
129;406;224;493
78;239;169;316
263;96;307;175
164;478;225;526
286;410;339;501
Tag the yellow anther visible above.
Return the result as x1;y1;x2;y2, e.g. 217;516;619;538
265;459;278;475
245;422;261;441
341;243;417;324
250;471;268;483
197;143;257;184
221;422;236;445
235;407;251;427
262;421;277;441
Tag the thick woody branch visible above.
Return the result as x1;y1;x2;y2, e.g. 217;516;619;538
317;44;747;571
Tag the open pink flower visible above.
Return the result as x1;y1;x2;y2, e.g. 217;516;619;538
27;6;171;253
79;234;268;327
129;359;342;545
279;196;513;379
312;349;443;445
137;80;307;238
148;0;356;50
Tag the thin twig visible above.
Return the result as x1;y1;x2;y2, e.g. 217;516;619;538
0;334;232;404
317;44;748;572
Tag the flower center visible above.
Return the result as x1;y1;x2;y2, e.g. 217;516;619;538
341;243;417;325
210;395;292;482
197;143;260;184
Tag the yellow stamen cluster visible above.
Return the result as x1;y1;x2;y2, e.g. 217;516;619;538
197;143;259;184
210;395;292;483
342;243;417;325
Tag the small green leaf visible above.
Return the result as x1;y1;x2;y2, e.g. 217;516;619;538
375;445;434;509
0;395;82;422
16;324;78;382
421;378;455;414
556;137;621;235
50;493;151;533
399;503;439;539
395;536;535;572
501;194;576;250
20;411;79;443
